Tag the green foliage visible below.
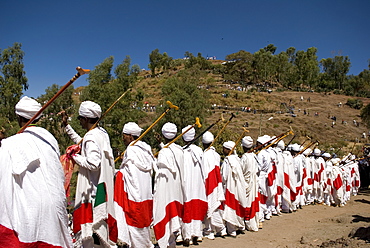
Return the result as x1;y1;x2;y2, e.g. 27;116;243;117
148;49;173;76
0;43;28;121
346;98;363;109
74;56;145;157
184;52;212;71
154;68;210;143
224;50;253;84
37;84;76;152
320;55;351;90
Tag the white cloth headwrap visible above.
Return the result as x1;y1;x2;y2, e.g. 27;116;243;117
303;148;312;155
162;122;177;139
322;152;331;158
15;96;42;120
79;101;101;118
223;141;235;150
257;135;270;144
202;131;214;144
291;143;301;152
241;136;253;148
277;140;285;150
122;122;142;136
182;125;195;142
313;148;321;156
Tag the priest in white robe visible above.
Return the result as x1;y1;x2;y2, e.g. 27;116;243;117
0;96;72;248
114;122;155;248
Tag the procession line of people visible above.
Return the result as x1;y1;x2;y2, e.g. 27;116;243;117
0;97;362;248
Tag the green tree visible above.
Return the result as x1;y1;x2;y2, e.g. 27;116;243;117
148;49;163;76
274;51;291;86
320;55;351;90
294;47;319;90
155;68;210;146
224;50;253;84
161;52;173;71
80;56;144;157
252;45;276;84
37;84;75;152
0;43;28;121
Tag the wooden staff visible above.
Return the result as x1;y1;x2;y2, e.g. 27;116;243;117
114;100;179;162
228;127;249;156
154;117;201;157
205;113;235;151
18;67;90;133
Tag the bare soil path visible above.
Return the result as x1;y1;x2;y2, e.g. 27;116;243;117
192;189;370;248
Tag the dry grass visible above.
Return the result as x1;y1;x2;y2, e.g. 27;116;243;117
134;69;370;156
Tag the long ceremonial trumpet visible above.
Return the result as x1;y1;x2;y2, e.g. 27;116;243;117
250;128;292;153
228;127;249;156
18;67;90;133
299;136;311;148
206;113;235;151
183;114;224;149
154;117;201;157
115;101;179;162
295;140;319;156
257;128;294;154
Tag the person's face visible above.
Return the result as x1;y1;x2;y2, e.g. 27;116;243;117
77;115;88;130
122;133;133;146
223;147;230;155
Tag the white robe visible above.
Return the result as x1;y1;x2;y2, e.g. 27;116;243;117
114;140;155;248
181;144;207;239
221;154;247;229
281;151;296;211
153;143;184;248
240;152;260;231
65;125;117;248
0;126;72;247
202;147;225;233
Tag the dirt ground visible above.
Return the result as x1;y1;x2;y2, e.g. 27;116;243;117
189;189;370;248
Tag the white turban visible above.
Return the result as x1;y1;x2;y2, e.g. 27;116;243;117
79;101;101;118
287;144;293;151
313;148;321;156
202;131;214;144
241;136;253;148
223;141;235;150
15;96;42;120
122;122;142;136
182;125;195;142
257;135;270;144
162;122;177;139
277;140;285;150
303;148;312;156
291;143;301;152
322;153;331;158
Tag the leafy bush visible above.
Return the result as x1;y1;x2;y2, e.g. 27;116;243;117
346;98;363;109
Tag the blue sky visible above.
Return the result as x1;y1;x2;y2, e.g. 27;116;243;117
1;0;369;98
